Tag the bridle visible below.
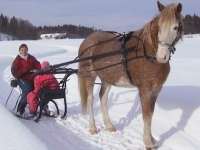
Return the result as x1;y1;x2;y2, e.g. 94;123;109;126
158;40;176;55
158;21;183;59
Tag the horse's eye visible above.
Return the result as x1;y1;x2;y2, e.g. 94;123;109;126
174;26;178;31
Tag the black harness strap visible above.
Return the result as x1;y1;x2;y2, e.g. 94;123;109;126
120;32;134;84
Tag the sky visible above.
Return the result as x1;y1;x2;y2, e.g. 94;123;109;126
0;0;199;32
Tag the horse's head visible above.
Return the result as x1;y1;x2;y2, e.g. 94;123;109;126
156;1;183;63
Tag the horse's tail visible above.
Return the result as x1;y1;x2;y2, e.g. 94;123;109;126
78;75;88;113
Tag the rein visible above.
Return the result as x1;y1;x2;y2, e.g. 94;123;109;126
51;31;157;69
35;30;179;87
41;30;179;80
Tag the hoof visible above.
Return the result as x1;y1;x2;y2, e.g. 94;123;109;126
145;145;159;150
146;147;157;150
89;127;98;134
145;137;159;150
106;126;117;132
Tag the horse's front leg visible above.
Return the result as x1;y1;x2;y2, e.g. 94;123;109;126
139;85;161;149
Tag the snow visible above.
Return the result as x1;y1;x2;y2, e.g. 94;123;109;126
0;35;200;150
0;105;47;150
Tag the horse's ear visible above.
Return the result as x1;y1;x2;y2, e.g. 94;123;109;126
176;3;182;14
157;1;165;12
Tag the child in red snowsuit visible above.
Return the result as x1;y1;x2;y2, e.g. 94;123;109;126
27;61;59;114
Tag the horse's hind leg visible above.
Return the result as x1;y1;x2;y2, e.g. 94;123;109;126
80;76;97;134
139;85;161;149
87;80;98;134
99;82;116;132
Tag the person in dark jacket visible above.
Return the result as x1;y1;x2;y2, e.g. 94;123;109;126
11;43;41;115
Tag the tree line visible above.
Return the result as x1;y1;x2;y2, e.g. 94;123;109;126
0;13;200;40
183;14;200;34
37;24;96;39
0;13;96;40
0;14;38;40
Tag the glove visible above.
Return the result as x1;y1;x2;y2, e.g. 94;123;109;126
29;69;41;76
43;65;51;71
40;66;51;73
30;69;40;73
10;79;18;87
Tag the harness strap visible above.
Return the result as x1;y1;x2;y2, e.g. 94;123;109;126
120;33;134;84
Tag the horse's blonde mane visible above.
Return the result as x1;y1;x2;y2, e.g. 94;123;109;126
159;3;179;26
159;3;184;41
141;17;159;51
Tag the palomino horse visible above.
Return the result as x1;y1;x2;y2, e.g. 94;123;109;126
78;1;183;149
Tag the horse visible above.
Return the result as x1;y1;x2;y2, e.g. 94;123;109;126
78;1;183;149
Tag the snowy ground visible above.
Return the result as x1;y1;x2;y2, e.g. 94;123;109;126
0;35;200;150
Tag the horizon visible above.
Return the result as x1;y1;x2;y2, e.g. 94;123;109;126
0;0;199;32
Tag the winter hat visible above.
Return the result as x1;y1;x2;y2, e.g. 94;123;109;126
19;43;28;50
41;61;50;69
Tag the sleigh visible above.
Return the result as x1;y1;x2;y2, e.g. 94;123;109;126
34;68;77;122
8;68;77;122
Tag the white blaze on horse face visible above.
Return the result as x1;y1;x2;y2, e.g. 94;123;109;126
157;21;179;63
156;44;170;63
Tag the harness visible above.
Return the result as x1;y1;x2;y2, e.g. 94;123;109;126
49;30;178;80
119;32;134;84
